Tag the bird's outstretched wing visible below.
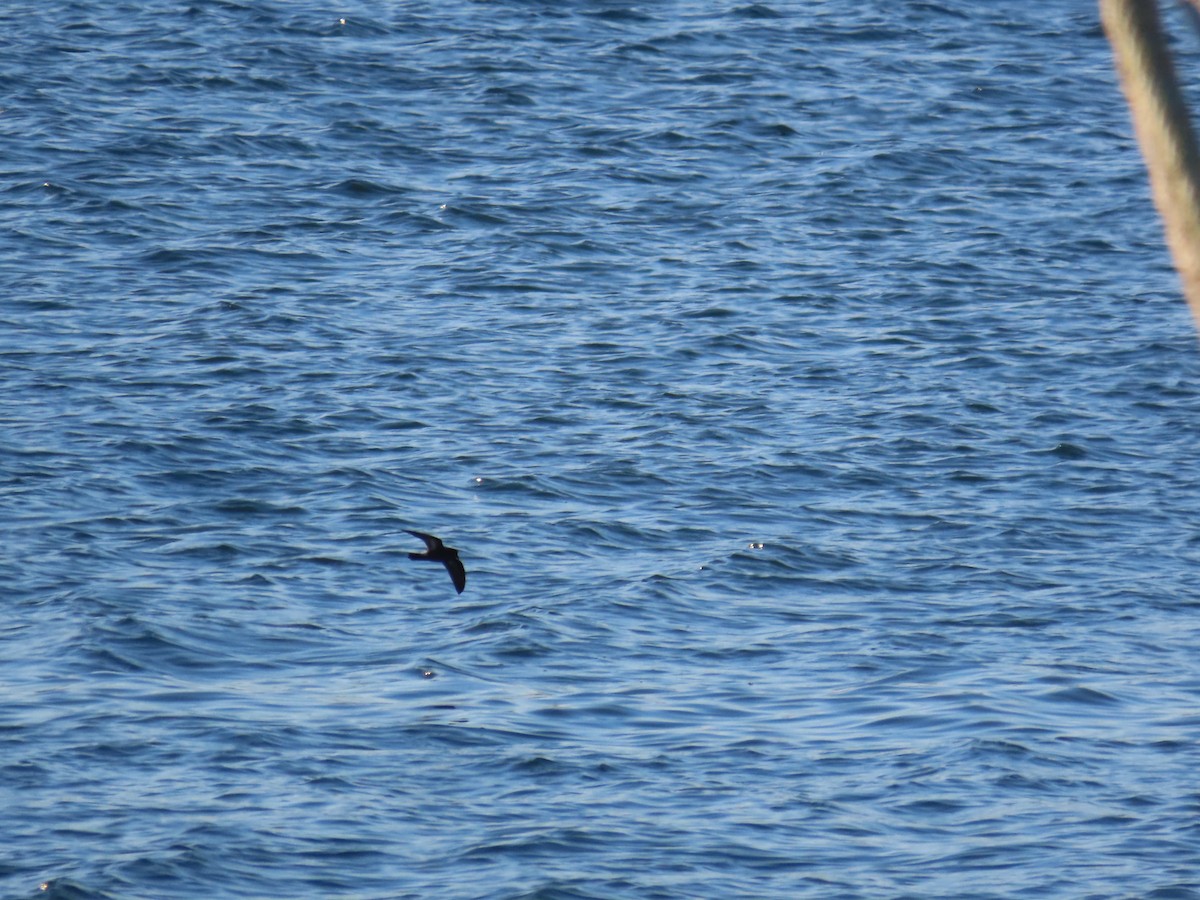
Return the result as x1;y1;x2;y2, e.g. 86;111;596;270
445;558;466;594
405;529;443;551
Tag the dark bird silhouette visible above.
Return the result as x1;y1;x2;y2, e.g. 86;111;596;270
405;530;466;594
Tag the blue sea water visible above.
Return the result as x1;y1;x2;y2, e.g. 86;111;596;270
4;1;1200;897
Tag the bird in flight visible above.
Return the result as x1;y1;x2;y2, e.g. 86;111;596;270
405;530;466;594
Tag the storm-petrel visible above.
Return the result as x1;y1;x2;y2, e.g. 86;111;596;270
405;530;466;594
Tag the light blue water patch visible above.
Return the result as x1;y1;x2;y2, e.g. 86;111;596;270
4;1;1200;898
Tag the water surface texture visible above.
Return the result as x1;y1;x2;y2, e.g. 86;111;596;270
4;2;1200;898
